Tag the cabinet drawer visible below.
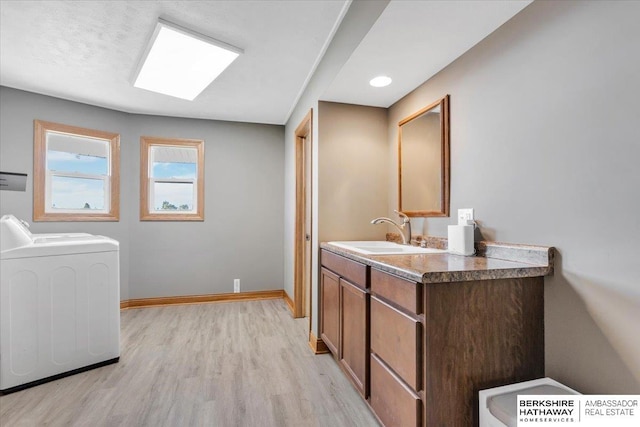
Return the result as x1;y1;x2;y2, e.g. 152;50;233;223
371;268;421;314
370;353;421;427
371;296;421;390
321;250;368;289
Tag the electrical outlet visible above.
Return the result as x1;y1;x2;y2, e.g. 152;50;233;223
458;208;474;225
233;279;240;293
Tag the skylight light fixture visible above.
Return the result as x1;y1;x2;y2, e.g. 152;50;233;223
134;19;242;101
369;76;392;88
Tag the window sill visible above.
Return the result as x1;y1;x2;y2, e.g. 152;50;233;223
34;212;120;222
139;212;204;221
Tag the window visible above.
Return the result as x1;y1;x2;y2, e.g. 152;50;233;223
140;137;204;221
33;120;120;221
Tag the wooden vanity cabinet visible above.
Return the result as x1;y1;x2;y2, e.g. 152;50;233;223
320;250;369;397
320;248;545;427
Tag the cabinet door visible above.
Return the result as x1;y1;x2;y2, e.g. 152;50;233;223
320;268;340;356
340;278;368;397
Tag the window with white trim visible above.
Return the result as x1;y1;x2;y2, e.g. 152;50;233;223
34;120;120;221
140;137;204;221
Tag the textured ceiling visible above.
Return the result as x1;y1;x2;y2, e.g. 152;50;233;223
1;1;533;125
0;0;348;124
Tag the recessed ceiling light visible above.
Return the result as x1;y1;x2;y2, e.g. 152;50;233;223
134;19;243;101
369;76;392;88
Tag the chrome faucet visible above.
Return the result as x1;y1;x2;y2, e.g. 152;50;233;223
371;210;412;245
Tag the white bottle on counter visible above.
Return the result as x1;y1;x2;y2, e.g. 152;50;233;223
448;221;475;256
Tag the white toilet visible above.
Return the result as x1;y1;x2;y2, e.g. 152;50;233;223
479;377;580;427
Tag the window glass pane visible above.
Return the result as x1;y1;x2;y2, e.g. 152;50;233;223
51;176;105;210
152;162;197;179
153;182;194;211
150;145;197;178
47;150;108;175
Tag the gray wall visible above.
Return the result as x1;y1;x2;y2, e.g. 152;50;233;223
0;87;284;300
387;1;640;393
128;115;284;299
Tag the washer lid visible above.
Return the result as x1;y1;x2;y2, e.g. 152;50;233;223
1;234;119;260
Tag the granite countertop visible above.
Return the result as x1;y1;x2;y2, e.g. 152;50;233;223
320;241;554;285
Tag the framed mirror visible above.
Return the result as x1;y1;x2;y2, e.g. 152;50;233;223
398;94;450;217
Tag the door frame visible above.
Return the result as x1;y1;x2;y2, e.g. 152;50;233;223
294;109;313;320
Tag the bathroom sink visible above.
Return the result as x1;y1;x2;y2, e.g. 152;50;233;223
328;241;446;255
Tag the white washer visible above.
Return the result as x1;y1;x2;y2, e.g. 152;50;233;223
0;215;120;394
479;377;581;427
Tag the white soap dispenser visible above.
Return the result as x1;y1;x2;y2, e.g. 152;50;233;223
448;209;475;256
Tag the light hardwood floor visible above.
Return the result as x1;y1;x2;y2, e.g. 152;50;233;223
0;299;379;427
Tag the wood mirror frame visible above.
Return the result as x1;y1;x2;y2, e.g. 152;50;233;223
398;94;450;217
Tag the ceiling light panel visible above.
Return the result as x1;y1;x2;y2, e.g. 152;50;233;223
134;20;242;101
